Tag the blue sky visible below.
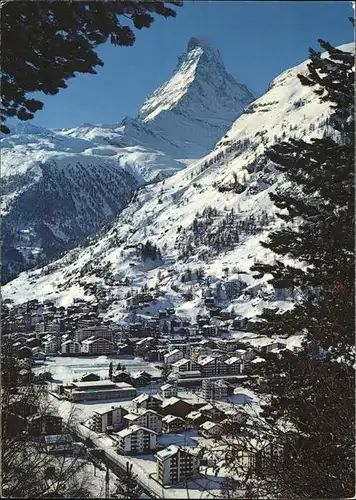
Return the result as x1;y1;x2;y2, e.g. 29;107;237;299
29;1;353;129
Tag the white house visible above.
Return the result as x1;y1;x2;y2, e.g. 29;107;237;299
116;425;157;455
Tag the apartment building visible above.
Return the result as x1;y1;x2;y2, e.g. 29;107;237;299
201;379;230;400
199;356;228;377
81;337;116;355
224;356;241;374
75;326;114;343
90;406;127;433
43;337;59;354
116;425;157;455
123;409;162;434
156;445;201;485
61;340;81;354
164;349;183;366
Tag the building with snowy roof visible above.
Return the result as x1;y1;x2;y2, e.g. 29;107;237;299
155;445;201;485
115;425;157;455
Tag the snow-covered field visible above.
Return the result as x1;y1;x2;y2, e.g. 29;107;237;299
34;355;162;385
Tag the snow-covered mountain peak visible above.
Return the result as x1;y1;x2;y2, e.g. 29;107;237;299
137;37;255;157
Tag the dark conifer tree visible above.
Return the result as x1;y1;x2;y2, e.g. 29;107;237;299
245;38;355;498
1;1;182;133
112;461;143;499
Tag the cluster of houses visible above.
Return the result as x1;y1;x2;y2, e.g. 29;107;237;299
2;297;296;371
85;388;256;485
82;382;285;486
2;295;293;491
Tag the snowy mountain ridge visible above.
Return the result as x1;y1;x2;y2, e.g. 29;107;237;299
4;43;353;329
1;37;253;283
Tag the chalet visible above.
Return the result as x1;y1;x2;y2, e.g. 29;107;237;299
27;414;63;436
17;346;32;359
174;370;202;380
160;397;193;418
200;421;222;437
81;372;101;382
162;414;186;434
160;383;178;399
200;403;226;423
130;371;152;387
131;393;162;412
185;410;205;427
112;370;132;383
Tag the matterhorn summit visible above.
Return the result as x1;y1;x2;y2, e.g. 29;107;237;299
137;37;255;157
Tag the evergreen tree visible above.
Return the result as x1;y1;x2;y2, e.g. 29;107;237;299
108;361;113;381
1;1;182;133
246;39;354;498
112;461;143;499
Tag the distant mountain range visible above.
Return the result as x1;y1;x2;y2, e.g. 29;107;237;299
4;43;353;327
1;37;254;283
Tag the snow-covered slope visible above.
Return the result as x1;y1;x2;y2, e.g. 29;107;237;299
1;37;253;282
5;44;352;321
